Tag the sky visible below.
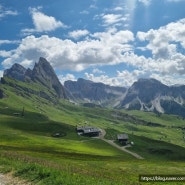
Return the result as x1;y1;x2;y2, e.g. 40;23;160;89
1;0;185;87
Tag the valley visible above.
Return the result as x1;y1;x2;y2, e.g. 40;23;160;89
1;92;185;184
0;58;185;184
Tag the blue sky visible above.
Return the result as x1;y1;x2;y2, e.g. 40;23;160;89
1;0;185;86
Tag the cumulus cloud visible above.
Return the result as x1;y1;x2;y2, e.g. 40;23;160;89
85;69;143;87
2;29;134;70
85;72;120;86
2;18;185;86
92;68;105;74
68;29;89;40
0;50;13;58
137;18;185;75
59;73;77;84
150;73;185;87
22;8;67;34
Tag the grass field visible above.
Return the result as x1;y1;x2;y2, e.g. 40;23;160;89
0;82;185;184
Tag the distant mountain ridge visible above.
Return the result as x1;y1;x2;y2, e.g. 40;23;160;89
64;78;127;107
119;78;185;117
64;78;185;117
1;57;185;117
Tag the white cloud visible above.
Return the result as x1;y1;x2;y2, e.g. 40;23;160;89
59;74;77;84
80;10;89;14
100;13;128;26
0;40;20;45
113;7;124;11
136;18;185;76
22;8;67;34
68;30;89;40
92;68;105;74
2;29;134;70
150;73;185;86
2;18;185;86
85;73;120;86
85;69;143;87
90;0;97;9
138;0;151;6
0;5;18;18
0;50;13;58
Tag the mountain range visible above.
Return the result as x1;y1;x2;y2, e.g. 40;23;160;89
1;57;185;117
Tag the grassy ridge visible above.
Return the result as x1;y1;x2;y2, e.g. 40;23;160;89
1;81;185;184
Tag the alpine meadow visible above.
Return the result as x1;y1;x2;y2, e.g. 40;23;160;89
1;0;185;184
0;57;185;185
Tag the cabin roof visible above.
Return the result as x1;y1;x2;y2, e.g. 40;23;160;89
117;133;128;140
77;126;100;133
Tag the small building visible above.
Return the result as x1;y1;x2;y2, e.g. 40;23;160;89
13;112;21;116
76;126;101;137
117;133;129;145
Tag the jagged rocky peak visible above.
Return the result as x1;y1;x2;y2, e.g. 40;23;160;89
121;78;169;106
3;57;66;99
128;78;169;96
32;57;66;98
4;63;27;81
32;57;56;79
32;57;57;84
131;78;167;90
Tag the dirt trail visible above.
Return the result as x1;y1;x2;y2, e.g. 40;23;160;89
99;129;144;159
0;173;31;185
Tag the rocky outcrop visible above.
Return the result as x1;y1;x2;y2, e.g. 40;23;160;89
4;63;26;81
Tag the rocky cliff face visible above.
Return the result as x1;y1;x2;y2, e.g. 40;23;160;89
64;78;126;107
4;63;27;81
3;57;66;99
119;78;185;117
31;57;66;98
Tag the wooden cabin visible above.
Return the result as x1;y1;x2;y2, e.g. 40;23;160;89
76;126;101;137
117;133;129;145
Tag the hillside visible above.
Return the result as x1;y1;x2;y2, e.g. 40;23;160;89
0;58;185;184
1;80;185;184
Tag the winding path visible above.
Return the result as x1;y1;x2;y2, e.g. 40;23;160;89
99;129;144;159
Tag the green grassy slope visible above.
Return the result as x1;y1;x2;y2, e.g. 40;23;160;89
0;80;185;185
